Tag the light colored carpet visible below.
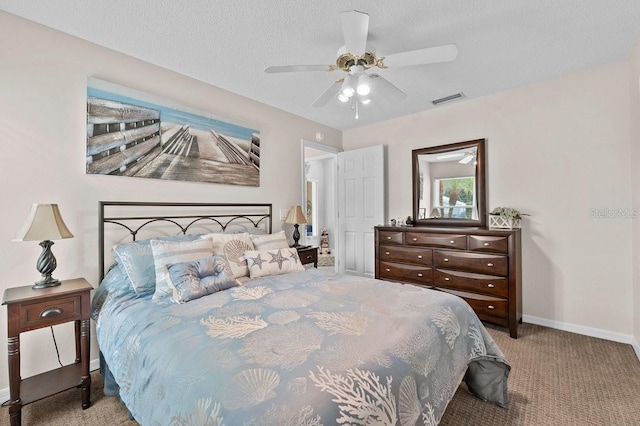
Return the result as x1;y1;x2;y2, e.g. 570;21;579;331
2;323;639;425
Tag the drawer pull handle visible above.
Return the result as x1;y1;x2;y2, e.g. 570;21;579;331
385;251;390;255
487;263;494;267
449;240;455;244
386;236;392;240
306;255;313;259
487;305;495;310
443;258;449;262
412;238;417;241
444;277;450;281
417;255;423;259
484;242;490;246
417;273;423;277
40;307;63;318
385;268;391;272
487;283;495;288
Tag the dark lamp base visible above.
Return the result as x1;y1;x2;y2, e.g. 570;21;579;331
33;276;61;289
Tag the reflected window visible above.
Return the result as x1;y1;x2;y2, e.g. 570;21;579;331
306;180;318;236
432;176;475;218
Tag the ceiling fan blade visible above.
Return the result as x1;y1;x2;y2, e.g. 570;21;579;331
369;74;407;104
382;44;458;68
312;80;343;108
340;10;369;55
264;65;334;73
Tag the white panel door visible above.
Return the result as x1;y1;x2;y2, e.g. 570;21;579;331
337;145;385;276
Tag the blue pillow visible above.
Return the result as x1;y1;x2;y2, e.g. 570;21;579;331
165;254;237;303
112;234;203;295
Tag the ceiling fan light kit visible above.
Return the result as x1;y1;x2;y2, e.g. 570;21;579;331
265;10;459;119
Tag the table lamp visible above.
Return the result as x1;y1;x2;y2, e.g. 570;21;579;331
14;204;74;289
285;205;308;247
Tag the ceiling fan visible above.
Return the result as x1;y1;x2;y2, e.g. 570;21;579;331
264;10;458;118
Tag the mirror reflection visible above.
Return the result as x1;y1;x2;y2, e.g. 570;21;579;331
412;139;486;227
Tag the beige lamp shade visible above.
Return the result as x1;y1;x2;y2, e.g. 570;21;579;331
14;204;74;242
285;205;308;224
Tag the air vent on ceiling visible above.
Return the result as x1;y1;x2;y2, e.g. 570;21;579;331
432;92;466;106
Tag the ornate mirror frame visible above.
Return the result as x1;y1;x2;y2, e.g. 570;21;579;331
412;139;487;227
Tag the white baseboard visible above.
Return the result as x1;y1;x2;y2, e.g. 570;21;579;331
523;314;640;362
0;358;101;407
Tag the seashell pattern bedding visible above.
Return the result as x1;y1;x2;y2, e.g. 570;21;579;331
92;266;510;425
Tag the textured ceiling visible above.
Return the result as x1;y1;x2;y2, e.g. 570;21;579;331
2;1;639;130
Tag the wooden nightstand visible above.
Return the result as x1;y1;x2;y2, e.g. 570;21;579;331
296;246;318;268
2;278;93;426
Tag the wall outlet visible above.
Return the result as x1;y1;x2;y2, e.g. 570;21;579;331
279;209;289;221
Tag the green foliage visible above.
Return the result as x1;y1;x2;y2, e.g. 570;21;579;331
490;207;528;219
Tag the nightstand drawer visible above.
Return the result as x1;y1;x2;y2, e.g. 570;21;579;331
296;246;318;266
21;295;82;331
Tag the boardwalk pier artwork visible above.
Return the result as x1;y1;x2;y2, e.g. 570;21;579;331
86;79;260;187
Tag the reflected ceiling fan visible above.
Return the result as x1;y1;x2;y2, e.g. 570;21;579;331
264;10;458;118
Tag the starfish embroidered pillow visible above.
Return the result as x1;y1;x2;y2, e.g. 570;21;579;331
244;247;305;279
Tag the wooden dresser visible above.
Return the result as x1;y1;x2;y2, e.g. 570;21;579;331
375;226;522;338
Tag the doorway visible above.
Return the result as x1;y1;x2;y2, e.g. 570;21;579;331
302;140;340;271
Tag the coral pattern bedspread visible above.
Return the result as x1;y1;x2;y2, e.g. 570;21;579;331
92;267;509;425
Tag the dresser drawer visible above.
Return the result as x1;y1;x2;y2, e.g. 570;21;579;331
469;235;509;254
463;296;508;318
405;232;467;250
20;295;82;331
378;231;403;245
378;261;432;285
434;269;508;298
434;250;508;276
378;245;432;266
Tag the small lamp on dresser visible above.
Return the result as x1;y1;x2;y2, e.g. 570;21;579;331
13;203;74;289
285;205;308;247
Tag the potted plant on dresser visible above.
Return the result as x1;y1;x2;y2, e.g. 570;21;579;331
489;207;528;230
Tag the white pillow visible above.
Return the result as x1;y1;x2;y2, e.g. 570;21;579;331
250;230;289;250
150;237;214;301
244;248;305;279
209;233;255;279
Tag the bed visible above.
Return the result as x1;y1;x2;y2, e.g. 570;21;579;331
92;202;510;425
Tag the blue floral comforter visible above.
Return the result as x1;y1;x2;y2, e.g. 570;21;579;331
92;267;509;425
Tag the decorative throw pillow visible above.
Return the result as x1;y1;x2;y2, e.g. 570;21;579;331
164;254;237;303
250;230;289;250
209;233;255;279
244;247;305;279
150;238;214;301
112;233;203;295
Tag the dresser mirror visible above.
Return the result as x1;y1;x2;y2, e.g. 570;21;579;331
412;139;486;227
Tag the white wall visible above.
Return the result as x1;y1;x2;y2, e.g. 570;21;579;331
629;37;640;356
0;11;341;391
344;61;635;340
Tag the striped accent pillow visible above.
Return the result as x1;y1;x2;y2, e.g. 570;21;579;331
250;230;289;250
150;237;214;301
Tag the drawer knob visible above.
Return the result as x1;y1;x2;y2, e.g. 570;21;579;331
385;268;391;272
387;236;392;240
417;273;423;277
385;251;390;255
417;255;423;259
487;305;495;310
412;238;417;241
306;255;312;259
449;240;455;244
443;258;449;262
444;277;450;281
487;283;495;288
40;307;63;318
484;242;490;246
487;263;494;267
